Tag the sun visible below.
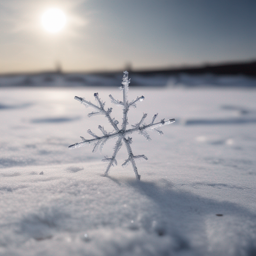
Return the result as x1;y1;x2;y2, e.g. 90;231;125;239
41;8;67;34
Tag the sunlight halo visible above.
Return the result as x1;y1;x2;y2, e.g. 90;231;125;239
41;8;67;34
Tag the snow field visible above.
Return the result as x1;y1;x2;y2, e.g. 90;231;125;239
0;85;256;255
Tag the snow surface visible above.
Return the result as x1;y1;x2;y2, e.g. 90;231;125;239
0;82;256;255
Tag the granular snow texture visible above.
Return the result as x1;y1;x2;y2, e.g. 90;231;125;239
0;85;256;256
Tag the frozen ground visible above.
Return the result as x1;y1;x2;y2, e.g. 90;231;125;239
0;80;256;255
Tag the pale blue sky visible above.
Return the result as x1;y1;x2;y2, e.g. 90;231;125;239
0;0;255;73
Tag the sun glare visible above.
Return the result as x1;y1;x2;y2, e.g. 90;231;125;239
41;8;67;34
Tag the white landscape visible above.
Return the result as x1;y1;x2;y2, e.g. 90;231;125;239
0;73;256;256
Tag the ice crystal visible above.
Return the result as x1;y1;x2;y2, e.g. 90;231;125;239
69;71;175;180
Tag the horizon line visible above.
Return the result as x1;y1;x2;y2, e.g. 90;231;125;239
0;58;255;76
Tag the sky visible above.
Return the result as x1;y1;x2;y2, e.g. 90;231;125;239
0;0;255;73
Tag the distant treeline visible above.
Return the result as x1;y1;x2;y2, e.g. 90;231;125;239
1;60;255;78
132;60;256;77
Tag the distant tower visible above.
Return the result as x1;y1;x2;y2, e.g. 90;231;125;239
125;62;132;72
55;61;62;74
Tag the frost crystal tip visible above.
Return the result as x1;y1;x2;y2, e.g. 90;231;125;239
69;71;175;180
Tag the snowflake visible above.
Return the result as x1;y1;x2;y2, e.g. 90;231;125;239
69;71;175;180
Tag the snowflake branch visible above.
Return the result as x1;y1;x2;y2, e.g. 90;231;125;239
87;129;99;138
154;129;163;135
121;71;130;105
93;93;105;109
68;131;119;149
98;125;108;136
122;154;148;166
92;140;101;152
129;96;145;108
132;113;147;128
80;136;86;141
75;93;119;132
123;137;141;180
88;111;101;117
151;113;158;124
104;137;122;176
139;130;151;140
99;137;109;151
122;158;130;167
102;156;117;165
134;155;148;160
121;71;130;131
94;93;120;132
74;96;101;112
109;94;123;106
120;118;175;138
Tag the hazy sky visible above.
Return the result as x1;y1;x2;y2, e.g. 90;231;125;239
0;0;255;73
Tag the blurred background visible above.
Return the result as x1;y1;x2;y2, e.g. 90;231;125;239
1;2;256;255
0;0;255;87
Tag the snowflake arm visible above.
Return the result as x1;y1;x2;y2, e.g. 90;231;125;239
68;131;120;149
74;94;119;132
121;71;130;131
103;137;122;176
122;118;175;137
122;137;142;180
